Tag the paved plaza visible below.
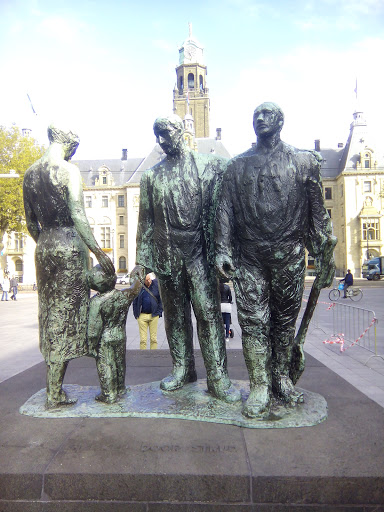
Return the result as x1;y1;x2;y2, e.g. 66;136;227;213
1;279;384;407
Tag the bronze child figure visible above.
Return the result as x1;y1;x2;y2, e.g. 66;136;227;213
87;265;143;403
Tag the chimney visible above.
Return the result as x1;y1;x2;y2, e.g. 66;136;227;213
314;139;320;152
216;128;222;141
122;149;128;160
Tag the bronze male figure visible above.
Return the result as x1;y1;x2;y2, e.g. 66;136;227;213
216;103;336;418
135;115;240;403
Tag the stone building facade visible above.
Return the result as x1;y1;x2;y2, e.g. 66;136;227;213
319;110;384;277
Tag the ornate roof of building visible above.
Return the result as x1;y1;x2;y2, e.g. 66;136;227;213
319;148;344;179
195;138;232;159
73;158;144;187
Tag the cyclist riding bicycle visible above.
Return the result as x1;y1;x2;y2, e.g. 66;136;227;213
340;269;353;298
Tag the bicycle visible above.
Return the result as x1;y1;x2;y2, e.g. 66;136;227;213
328;282;363;302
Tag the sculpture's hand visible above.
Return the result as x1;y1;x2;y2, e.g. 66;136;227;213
130;264;145;285
216;254;235;281
95;248;115;276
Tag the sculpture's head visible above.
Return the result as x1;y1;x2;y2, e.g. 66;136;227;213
253;102;284;139
88;265;116;294
153;115;185;157
47;124;80;161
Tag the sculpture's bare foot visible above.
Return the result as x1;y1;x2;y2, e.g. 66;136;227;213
275;376;304;405
95;392;118;404
242;387;270;418
160;366;197;391
207;380;241;403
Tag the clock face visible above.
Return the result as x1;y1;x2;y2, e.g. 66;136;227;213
184;45;196;60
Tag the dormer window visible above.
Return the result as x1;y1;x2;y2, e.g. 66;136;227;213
102;176;107;184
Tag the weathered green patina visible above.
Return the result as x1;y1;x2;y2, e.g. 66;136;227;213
87;265;143;403
19;380;327;429
216;103;336;419
135;115;240;404
23;125;115;409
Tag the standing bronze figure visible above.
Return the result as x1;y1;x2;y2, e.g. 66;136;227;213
23;125;115;408
216;103;336;418
135;115;240;403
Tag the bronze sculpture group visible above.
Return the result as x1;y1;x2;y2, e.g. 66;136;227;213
23;104;335;419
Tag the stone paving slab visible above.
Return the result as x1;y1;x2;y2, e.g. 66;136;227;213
0;350;384;510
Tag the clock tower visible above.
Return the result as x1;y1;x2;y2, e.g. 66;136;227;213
173;24;210;139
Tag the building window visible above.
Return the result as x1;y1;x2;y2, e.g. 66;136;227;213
327;209;332;218
362;219;380;241
364;181;372;192
188;73;194;89
119;215;124;225
199;75;204;90
324;187;332;200
102;176;107;185
102;196;108;208
85;196;92;208
119;235;124;249
307;254;315;269
14;234;24;251
118;256;126;271
15;259;23;271
101;227;111;248
118;195;124;207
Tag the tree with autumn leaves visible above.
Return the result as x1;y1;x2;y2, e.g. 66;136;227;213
0;126;45;250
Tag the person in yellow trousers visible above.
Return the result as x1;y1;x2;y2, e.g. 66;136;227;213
133;273;163;349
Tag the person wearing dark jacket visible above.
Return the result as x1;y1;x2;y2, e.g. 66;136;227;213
220;282;232;342
133;274;163;349
341;269;353;298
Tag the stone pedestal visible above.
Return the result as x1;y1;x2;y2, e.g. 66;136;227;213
0;350;383;511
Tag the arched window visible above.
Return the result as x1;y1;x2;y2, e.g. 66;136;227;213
15;259;23;272
199;75;204;90
178;76;183;93
188;73;194;89
119;256;127;271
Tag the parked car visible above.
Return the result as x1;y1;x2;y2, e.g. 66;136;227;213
116;273;130;285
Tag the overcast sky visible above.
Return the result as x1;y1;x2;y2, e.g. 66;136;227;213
0;0;383;159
